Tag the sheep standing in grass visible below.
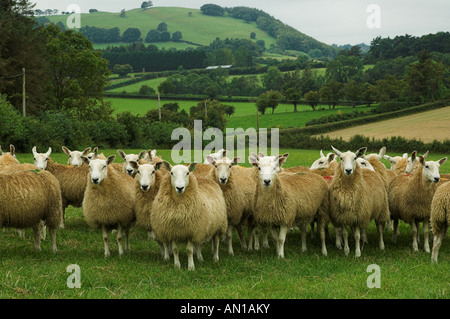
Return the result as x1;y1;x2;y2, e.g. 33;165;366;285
117;150;146;177
0;152;62;253
150;161;228;270
430;181;450;263
62;146;91;166
329;146;389;257
82;155;136;257
388;154;447;252
384;153;408;175
206;155;256;255
249;155;329;257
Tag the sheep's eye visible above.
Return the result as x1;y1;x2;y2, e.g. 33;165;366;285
258;167;261;171
137;170;141;174
425;165;429;169
103;165;106;170
45;158;48;161
354;157;357;160
186;172;189;176
152;170;155;174
33;157;36;161
229;165;232;168
214;165;217;168
319;161;324;165
170;172;173;176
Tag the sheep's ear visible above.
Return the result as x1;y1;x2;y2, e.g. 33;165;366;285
9;144;15;156
106;155;115;165
422;150;429;159
45;147;52;157
258;152;265;158
129;160;139;170
81;156;89;165
82;147;92;156
278;156;287;167
138;150;146;159
220;149;227;158
251;152;260;160
402;153;408;158
0;145;2;155
155;161;163;171
419;156;426;166
411;150;417;161
438;157;447;166
32;146;37;155
162;160;172;172
320;150;325;157
356;147;367;158
328;153;335;163
206;155;215;165
331;146;341;157
282;153;289;159
117;150;126;160
62;146;70;155
150;149;157;159
188;162;197;172
378;147;386;159
248;155;259;167
91;147;99;159
232;157;239;165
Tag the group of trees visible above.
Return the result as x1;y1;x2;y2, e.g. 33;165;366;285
144;22;183;43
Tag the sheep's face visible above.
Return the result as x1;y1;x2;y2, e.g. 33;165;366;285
62;147;91;167
32;146;52;170
118;150;145;176
249;156;286;188
208;156;235;185
310;151;335;170
332;146;366;176
357;158;375;171
86;156;114;185
204;149;226;164
169;163;196;194
133;162;161;192
420;156;447;183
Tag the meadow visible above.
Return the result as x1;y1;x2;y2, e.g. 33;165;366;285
1;148;448;299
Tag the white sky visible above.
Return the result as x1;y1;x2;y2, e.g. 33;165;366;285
32;0;450;45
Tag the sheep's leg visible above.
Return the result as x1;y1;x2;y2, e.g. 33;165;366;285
342;226;350;256
49;228;57;253
300;224;307;252
39;220;46;240
415;219;421;244
172;241;181;269
117;225;125;256
277;225;288;258
431;230;446;263
270;226;280;255
102;226;110;257
262;226;269;249
423;220;430;253
186;241;195;271
310;221;315;239
32;224;41;251
247;223;255;250
410;221;418;251
235;224;247;250
17;229;25;239
361;228;368;247
195;244;204;262
212;234;220;262
162;242;170;261
227;225;234;256
392;218;399;243
319;221;327;256
354;226;361;258
377;222;385;251
335;227;343;249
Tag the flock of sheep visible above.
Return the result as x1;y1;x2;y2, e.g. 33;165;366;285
0;143;449;270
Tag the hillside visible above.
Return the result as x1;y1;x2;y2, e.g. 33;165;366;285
317;106;450;143
47;7;277;48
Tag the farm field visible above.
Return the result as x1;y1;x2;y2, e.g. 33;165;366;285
320;106;450;143
2;148;449;299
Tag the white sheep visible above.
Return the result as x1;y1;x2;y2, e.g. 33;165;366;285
405;150;429;174
81;155;136;257
150;161;228;270
117;149;146;177
206;155;256;255
329;146;390;257
62;146;91;166
310;150;336;170
388;154;447;252
249;155;329;257
203;149;226;164
430;181;450;263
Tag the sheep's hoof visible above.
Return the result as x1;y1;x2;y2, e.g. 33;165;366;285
174;262;181;269
344;247;350;256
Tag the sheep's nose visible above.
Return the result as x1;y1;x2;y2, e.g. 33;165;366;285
92;178;99;184
434;177;440;183
220;177;227;184
127;169;134;175
176;186;184;193
263;179;271;186
345;169;352;175
141;185;149;191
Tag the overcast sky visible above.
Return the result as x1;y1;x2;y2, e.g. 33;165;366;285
32;0;450;45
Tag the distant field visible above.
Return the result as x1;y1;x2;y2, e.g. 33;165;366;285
319;106;450;143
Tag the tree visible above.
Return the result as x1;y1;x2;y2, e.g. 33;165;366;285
172;31;182;41
342;80;362;107
113;64;133;77
360;83;377;107
89;9;98;13
284;87;302;112
157;22;168;32
120;9;126;17
145;29;160;42
139;84;155;95
250;32;256;39
325;54;364;83
262;66;283;91
160;31;171;42
256;90;282;115
200;4;225;16
141;1;153;9
122;28;141;42
374;74;402;102
303;90;320;111
319;80;343;109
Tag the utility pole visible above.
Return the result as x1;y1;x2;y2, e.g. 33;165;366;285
256;108;259;133
158;93;161;120
204;100;207;118
22;68;26;117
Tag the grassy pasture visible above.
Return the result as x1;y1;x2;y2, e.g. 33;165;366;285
1;148;449;298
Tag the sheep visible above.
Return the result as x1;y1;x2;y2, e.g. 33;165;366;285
249;155;329;257
150;161;228;270
206;155;256;255
117;149;146;177
430;181;450;263
0;152;62;253
388;154;447;252
405;150;429;174
32;146;98;228
364;147;389;189
328;146;389;257
81;155;136;257
310;150;337;170
203;149;226;164
384;153;408;175
62;146;91;166
143;149;163;164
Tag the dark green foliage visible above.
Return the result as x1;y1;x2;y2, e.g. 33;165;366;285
200;4;225;16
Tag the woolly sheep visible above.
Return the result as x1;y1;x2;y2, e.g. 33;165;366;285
384;153;408;174
388;154;447;252
150;161;228;270
310;150;336;170
430;181;450;263
0;152;62;253
206;155;256;255
329;146;389;257
62;146;91;166
249;155;329;257
117;149;146;177
203;149;226;164
405;150;429;174
81;155;136;257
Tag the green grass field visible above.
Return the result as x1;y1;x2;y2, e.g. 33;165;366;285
2;148;448;298
47;7;277;48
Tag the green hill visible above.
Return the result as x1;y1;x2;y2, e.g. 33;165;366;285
47;7;277;48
